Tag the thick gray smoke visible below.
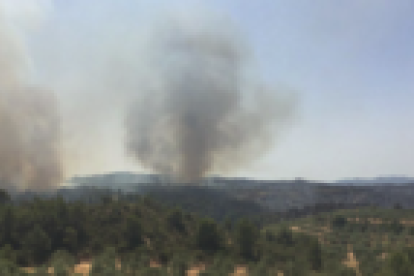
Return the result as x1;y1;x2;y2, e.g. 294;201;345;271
0;2;61;190
0;1;296;189
126;17;296;183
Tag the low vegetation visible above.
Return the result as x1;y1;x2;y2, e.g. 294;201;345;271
265;207;414;275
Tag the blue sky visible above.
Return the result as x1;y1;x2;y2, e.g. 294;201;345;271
7;0;414;181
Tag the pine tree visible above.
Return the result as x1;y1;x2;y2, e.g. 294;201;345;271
195;218;223;253
0;189;10;205
308;239;323;271
22;224;51;264
234;219;258;260
125;215;143;249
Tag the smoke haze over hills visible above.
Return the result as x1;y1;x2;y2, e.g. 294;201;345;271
0;1;296;189
125;14;296;182
0;1;61;190
1;0;412;187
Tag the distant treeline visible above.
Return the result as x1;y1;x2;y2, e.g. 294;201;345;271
8;185;370;227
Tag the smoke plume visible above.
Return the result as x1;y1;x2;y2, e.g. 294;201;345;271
0;1;296;189
0;2;61;190
125;15;296;183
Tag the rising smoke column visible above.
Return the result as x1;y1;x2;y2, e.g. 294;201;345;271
0;2;61;190
125;15;296;183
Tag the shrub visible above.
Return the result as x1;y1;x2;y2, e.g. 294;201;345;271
138;266;168;276
332;215;347;228
275;227;294;246
49;250;75;276
249;259;271;276
167;208;186;233
195;218;224;253
170;255;188;276
0;259;25;276
21;225;51;265
90;247;117;276
234;219;258;260
125;215;144;250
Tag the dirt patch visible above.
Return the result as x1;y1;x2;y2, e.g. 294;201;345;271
379;252;388;260
400;220;414;225
343;251;358;269
187;264;206;276
343;246;361;276
232;265;247;276
74;261;91;275
290;226;300;232
320;225;331;233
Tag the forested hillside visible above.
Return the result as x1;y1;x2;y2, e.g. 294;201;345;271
0;188;325;275
1;188;414;275
140;186;278;226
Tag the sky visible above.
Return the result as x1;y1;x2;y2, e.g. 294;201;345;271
3;0;414;181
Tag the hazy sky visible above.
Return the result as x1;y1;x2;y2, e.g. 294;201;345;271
5;0;414;181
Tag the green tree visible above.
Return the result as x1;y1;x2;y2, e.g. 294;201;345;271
234;219;258;260
0;244;15;263
0;259;23;275
332;215;347;228
170;255;188;276
195;218;223;253
284;259;308;276
334;266;357;276
308;239;323;271
49;250;75;276
167;208;186;233
394;203;403;210
250;259;271;276
90;247;117;276
2;206;14;246
22;224;51;264
390;219;404;234
62;227;78;253
387;251;412;276
0;189;10;205
275;227;294;246
125;215;143;249
223;216;232;231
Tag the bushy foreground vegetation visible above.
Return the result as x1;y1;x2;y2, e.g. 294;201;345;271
266;206;414;275
0;189;414;275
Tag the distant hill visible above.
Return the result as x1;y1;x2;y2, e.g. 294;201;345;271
63;172;414;211
336;176;414;186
